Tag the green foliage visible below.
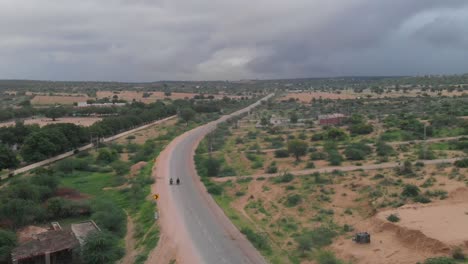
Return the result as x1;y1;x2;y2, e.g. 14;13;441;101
179;108;196;124
295;227;337;252
310;151;328;160
274;149;290;158
240;227;271;252
376;141;395;157
423;257;456;264
273;172;294;183
387;214;400;222
91;199;126;237
204;158;221;177
344;142;372;161
266;162;278;173
413;195;431;204
349;122;373;135
0;144;18;170
454;158;468;168
327;150;343;166
325;127;348;141
0;229;16;263
207;184;224;195
288;139;308;161
452;247;465;260
402;184;420;197
315;250;343;264
285;194;302;207
97;148;119;164
81;231;124;264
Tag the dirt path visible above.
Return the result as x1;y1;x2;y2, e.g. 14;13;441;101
213;157;466;182
119;211;138;264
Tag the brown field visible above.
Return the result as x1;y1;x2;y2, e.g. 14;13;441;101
31;95;88;105
280;92;356;103
96;91;243;103
0;117;101;127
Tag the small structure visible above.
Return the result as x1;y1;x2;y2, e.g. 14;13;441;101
319;113;346;125
71;220;101;246
11;221;100;264
353;232;371;244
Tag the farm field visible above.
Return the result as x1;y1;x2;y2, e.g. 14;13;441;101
31;94;89;105
0;117;102;127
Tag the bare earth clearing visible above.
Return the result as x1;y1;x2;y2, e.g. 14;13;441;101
0;117;102;128
333;187;468;264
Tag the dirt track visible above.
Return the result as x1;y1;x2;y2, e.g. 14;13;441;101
213;157;466;182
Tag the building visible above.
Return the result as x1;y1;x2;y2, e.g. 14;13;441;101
11;221;100;264
318;113;346;125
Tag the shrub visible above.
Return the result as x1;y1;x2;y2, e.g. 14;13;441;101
316;250;343;264
452;247;465;260
0;229;17;263
387;214;400;222
424;257;456;264
327;150;343;166
305;162;315;169
207;185;223;195
285;194;302;207
81;231;124;264
295;227;337;252
204;158;221;177
413;195;431;204
273;172;294;183
402;184;420;197
240;227;271;252
310;151;328;160
454;158;468;168
344;143;372;161
274;149;289;158
288;139;308;161
265;162;278;174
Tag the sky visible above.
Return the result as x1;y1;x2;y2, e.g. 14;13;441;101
1;0;468;82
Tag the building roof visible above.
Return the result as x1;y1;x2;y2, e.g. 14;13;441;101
71;220;101;246
11;231;79;261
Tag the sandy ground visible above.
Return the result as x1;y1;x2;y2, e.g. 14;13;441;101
333;188;468;264
115;118;177;145
0;117;102;128
31;95;88;105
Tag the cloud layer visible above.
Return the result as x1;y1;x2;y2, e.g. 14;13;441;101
1;0;468;81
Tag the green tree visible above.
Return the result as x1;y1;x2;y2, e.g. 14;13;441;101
0;229;17;263
81;231;124;264
290;112;298;123
287;139;308;161
179;108;196;125
205;158;221;177
96;148;118;164
0;144;18;170
45;106;66;121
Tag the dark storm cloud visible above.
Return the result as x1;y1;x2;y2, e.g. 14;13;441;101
0;0;468;81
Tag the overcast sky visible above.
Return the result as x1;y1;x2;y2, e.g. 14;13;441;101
1;0;468;81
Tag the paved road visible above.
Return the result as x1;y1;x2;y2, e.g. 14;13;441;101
148;95;273;264
214;157;466;182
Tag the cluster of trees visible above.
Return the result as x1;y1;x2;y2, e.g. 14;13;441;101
0;101;179;167
347;114;373;135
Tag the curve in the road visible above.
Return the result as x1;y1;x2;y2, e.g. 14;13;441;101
148;95;273;264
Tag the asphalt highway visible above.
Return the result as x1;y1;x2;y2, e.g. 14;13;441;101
149;94;272;264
